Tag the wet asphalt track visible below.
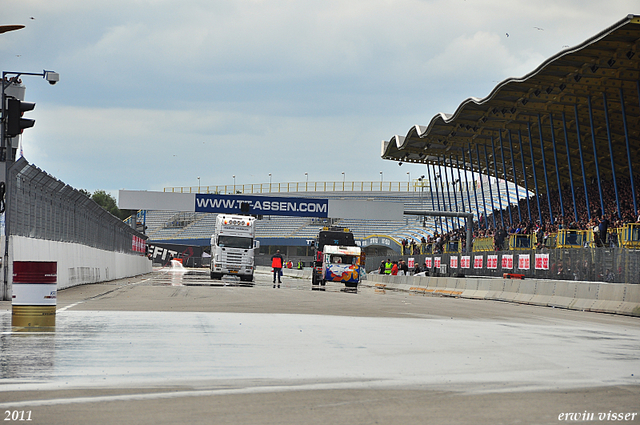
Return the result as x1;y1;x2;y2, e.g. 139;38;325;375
1;266;639;424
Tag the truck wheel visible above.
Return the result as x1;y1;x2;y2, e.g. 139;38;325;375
210;272;222;280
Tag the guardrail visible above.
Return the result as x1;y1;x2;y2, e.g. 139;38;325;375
164;180;482;194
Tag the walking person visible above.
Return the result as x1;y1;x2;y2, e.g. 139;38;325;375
271;250;284;288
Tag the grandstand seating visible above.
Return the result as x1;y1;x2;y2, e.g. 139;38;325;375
143;181;524;245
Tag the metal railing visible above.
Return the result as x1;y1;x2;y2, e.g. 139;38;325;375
164;180;486;195
367;247;640;284
7;158;146;253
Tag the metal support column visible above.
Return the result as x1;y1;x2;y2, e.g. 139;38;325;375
602;92;621;219
404;210;474;253
574;104;591;221
429;163;444;234
587;95;605;217
537;114;554;224
549;114;564;218
468;144;482;228
527;122;543;222
621;86;637;215
442;156;455;229
426;163;437;232
490;137;504;227
455;154;466;227
499;131;513;225
518;130;532;222
483;145;497;229
433;156;449;230
507;130;521;222
449;155;461;228
460;151;473;221
561;111;578;223
476;144;489;229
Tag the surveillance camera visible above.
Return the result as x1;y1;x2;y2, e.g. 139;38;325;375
398;162;403;166
44;71;59;85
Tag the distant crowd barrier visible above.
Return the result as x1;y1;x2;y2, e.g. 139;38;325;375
368;245;640;284
469;226;640;252
363;273;640;317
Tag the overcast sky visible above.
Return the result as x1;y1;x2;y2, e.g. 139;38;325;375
1;1;636;197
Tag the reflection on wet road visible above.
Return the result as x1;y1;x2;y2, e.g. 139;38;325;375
152;265;357;293
3;307;639;396
1;267;639;415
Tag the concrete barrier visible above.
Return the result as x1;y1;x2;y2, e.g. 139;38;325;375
361;273;640;317
618;285;640;316
11;236;151;293
572;282;600;311
530;280;556;306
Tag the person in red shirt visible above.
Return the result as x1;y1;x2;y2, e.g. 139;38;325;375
271;250;284;288
391;261;398;276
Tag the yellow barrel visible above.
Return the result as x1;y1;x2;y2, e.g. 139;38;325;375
11;305;56;328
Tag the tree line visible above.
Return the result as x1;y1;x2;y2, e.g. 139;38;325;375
80;189;134;221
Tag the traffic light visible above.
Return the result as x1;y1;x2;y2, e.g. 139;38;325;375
6;97;36;138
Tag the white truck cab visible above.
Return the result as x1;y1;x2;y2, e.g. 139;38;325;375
210;214;259;282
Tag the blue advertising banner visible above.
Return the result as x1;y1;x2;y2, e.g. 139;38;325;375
195;194;329;217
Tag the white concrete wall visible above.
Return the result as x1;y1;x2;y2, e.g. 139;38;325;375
363;273;640;317
10;236;152;291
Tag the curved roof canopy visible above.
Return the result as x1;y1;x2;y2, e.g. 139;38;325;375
381;14;640;197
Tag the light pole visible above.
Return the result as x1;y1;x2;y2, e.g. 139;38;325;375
197;176;200;193
232;175;236;193
268;173;272;192
2;69;59;301
304;172;308;191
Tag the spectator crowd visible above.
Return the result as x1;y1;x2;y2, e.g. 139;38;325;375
400;176;640;253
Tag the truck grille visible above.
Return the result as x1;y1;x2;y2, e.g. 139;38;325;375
224;252;243;265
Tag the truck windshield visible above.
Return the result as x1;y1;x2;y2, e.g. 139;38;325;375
218;236;253;249
328;255;358;265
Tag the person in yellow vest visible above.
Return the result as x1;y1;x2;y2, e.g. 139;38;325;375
384;259;392;274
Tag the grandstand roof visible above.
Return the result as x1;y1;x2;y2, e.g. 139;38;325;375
381;14;640;194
